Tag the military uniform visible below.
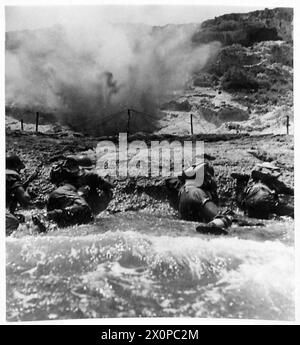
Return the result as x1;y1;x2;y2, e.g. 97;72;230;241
242;181;277;218
6;157;27;234
241;163;293;219
6;209;20;234
77;170;113;214
6;169;23;233
47;184;93;227
47;158;113;226
6;169;23;211
179;186;217;222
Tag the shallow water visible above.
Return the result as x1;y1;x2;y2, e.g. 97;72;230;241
6;212;294;321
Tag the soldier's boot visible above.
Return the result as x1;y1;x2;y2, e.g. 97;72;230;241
32;215;48;233
196;214;232;235
6;210;20;235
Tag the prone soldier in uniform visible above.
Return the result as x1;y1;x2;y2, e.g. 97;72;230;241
66;155;113;215
47;156;113;227
166;162;232;234
232;162;294;219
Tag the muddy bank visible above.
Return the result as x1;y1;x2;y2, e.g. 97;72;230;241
6;129;294;218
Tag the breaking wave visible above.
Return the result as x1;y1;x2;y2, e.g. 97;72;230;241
6;218;294;321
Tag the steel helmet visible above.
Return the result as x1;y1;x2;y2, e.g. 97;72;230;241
50;159;79;185
6;155;25;172
256;162;280;171
66;155;94;169
254;162;281;178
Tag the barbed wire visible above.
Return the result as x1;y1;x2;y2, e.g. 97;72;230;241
99;108;128;125
129;108;158;120
98;106;208;134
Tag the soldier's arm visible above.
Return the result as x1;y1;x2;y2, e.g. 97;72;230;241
272;180;294;196
98;177;114;191
14;186;31;207
82;172;114;191
193;188;219;221
48;204;92;223
252;171;294;195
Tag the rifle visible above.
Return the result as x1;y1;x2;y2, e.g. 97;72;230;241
231;214;265;227
251;170;294;196
220;208;265;227
231;172;250;183
23;164;43;189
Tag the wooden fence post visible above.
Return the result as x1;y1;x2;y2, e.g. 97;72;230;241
127;109;131;134
190;114;194;135
36;112;39;133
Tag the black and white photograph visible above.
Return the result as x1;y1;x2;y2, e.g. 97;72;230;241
2;1;297;323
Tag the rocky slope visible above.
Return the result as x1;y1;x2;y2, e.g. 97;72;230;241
192;7;293;46
159;7;293;135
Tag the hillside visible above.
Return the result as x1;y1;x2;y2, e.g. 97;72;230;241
5;7;293;136
192;7;292;45
159;7;293;135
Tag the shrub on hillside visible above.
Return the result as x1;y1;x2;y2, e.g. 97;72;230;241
193;73;218;87
213;20;240;32
207;44;259;76
270;43;293;67
220;67;259;90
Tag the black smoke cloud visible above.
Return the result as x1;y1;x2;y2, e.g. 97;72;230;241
6;23;220;135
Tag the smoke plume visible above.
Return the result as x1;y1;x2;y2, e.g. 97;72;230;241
6;22;220;135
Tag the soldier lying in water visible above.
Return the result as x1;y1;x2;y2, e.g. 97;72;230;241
232;162;294;219
166;162;233;234
47;155;113;227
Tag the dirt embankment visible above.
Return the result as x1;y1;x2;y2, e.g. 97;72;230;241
6;129;294;218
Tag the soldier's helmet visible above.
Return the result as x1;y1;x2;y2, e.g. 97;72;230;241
182;162;209;188
66;155;94;169
252;162;281;178
6;155;25;172
63;157;81;173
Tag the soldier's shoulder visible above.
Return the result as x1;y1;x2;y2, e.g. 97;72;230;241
6;169;21;179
